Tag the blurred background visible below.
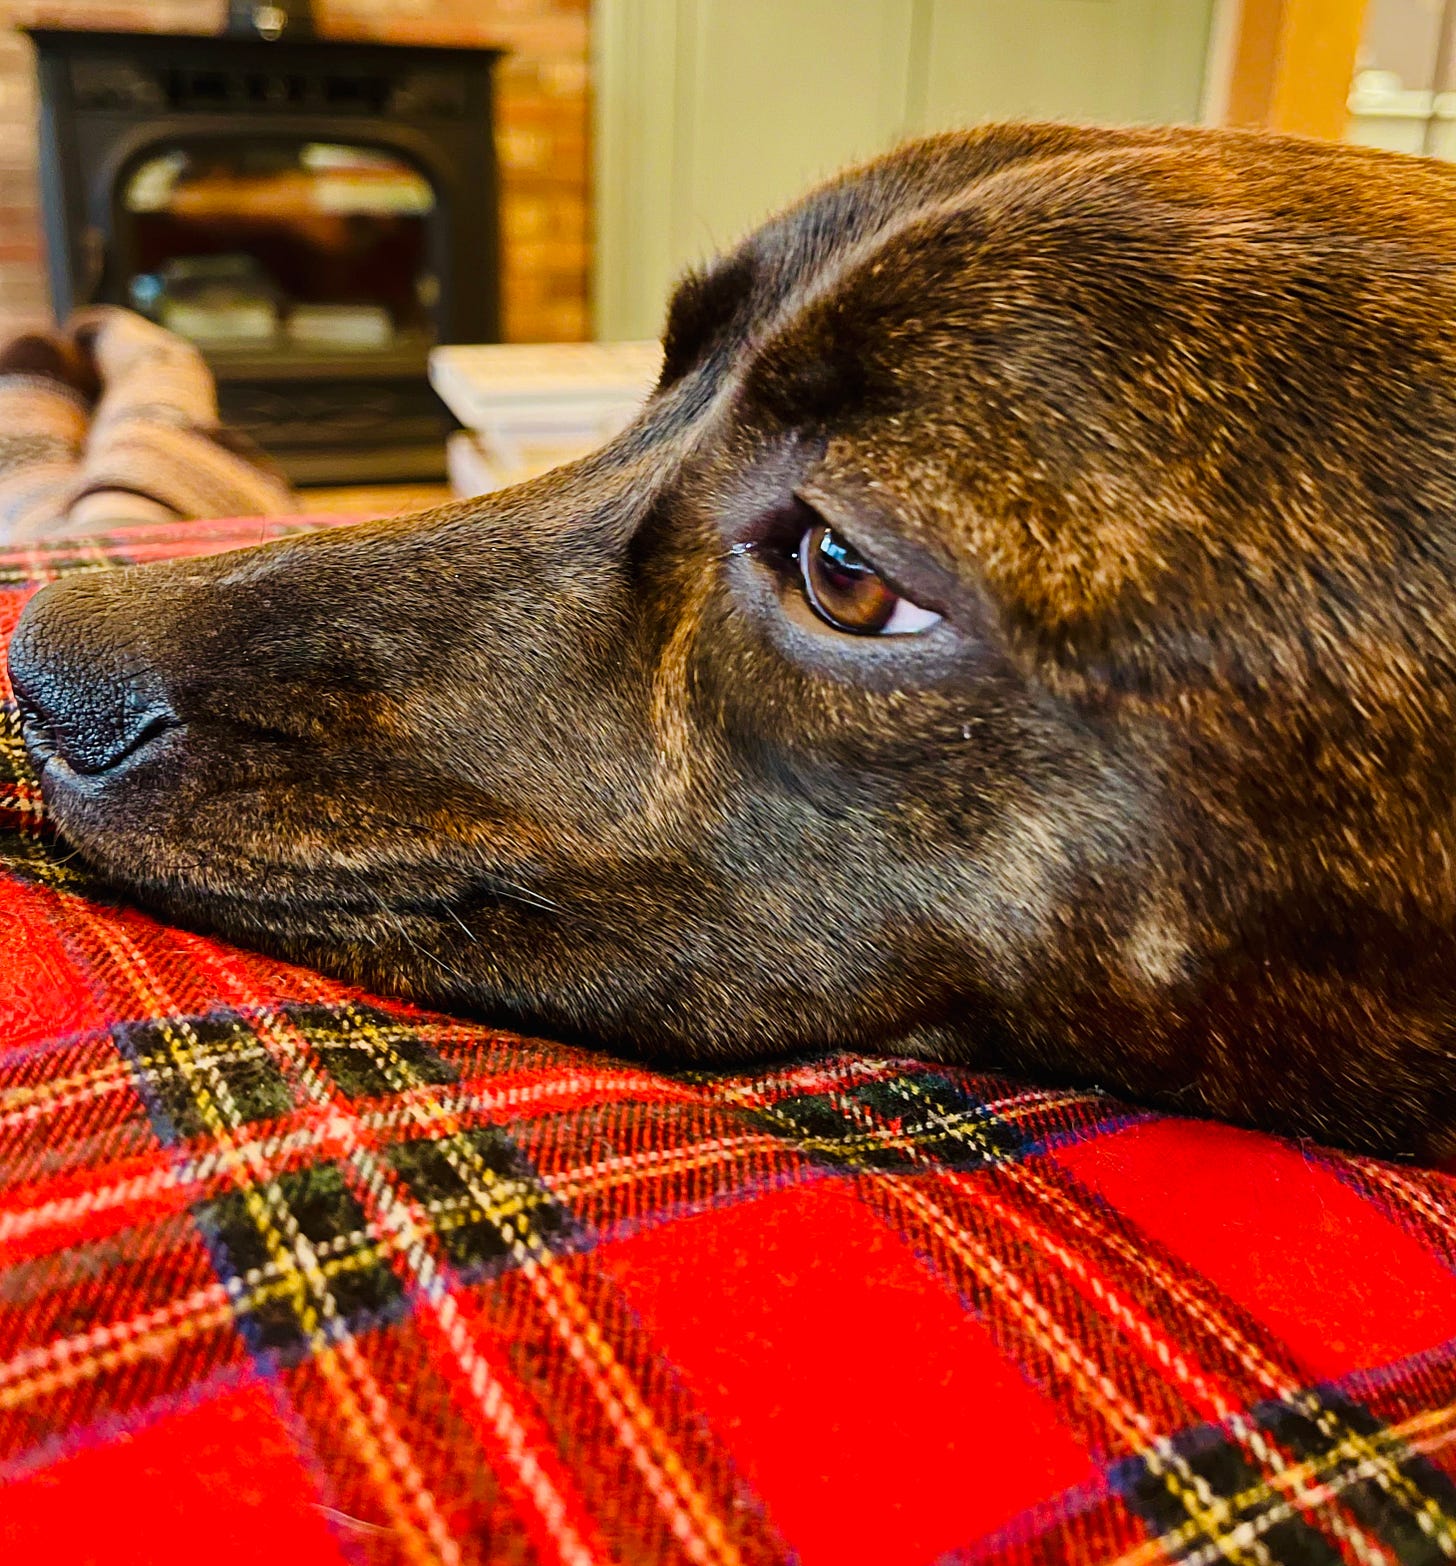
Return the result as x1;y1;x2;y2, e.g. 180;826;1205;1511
0;0;1441;496
596;0;1456;340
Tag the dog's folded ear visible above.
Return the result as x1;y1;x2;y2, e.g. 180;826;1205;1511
659;255;759;389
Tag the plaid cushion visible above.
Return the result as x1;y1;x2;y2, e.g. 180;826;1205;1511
4;521;1456;1566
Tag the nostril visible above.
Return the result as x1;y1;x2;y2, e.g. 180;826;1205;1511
95;706;177;772
132;710;171;748
73;707;177;773
9;579;178;777
15;683;176;776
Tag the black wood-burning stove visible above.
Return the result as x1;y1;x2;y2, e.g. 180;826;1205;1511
26;10;501;483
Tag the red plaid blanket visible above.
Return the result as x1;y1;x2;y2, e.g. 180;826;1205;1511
4;520;1456;1566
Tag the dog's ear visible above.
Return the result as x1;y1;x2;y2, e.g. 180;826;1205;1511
659;254;759;389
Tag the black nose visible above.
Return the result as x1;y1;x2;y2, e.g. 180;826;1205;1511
8;576;177;776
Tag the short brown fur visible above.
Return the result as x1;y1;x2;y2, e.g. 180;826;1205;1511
13;123;1456;1158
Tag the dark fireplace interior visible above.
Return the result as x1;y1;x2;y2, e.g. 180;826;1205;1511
27;23;502;484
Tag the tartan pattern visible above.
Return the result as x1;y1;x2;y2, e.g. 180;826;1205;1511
3;524;1456;1565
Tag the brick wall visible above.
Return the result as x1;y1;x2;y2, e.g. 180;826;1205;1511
0;0;590;342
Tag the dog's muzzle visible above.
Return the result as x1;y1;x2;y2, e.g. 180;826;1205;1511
9;577;177;777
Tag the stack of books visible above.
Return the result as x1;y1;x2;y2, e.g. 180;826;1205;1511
428;340;664;496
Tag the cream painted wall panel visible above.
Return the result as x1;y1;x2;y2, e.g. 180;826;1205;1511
594;0;685;346
674;0;916;264
913;0;1215;129
595;0;917;339
594;0;1216;339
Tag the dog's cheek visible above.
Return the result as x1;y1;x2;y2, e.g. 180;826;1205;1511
1118;896;1196;989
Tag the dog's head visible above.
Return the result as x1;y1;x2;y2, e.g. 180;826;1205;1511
14;122;1456;1156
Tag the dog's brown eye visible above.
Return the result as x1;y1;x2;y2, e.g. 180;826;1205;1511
798;524;942;636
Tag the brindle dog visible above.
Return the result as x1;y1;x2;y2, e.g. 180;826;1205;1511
11;122;1456;1158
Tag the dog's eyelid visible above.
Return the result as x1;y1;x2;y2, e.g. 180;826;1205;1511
791;483;956;617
